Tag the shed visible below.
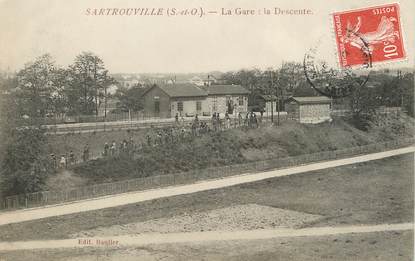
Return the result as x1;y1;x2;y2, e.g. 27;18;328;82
285;96;332;124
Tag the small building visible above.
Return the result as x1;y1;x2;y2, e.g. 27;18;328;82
204;85;250;116
141;83;250;118
141;84;209;118
203;75;217;86
285;96;332;124
115;75;143;88
189;76;205;86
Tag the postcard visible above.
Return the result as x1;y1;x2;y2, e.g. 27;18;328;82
0;0;414;260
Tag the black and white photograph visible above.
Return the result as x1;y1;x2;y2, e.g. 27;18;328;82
0;0;414;260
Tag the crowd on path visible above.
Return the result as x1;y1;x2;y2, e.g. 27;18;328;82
51;111;263;169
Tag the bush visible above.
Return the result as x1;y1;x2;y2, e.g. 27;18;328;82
348;114;373;131
0;128;53;196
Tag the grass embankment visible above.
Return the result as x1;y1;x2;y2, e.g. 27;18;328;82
0;154;412;242
45;113;414;186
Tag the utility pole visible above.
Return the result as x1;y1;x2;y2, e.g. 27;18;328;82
397;70;403;108
274;70;280;126
104;85;107;119
277;81;280;126
270;71;274;123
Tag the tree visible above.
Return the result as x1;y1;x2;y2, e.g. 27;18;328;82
0;74;53;197
349;83;381;130
50;68;72;117
221;68;262;91
69;52;110;116
400;72;414;116
114;84;145;113
0;75;18;166
293;81;317;96
275;62;304;94
15;54;56;120
0;127;52;196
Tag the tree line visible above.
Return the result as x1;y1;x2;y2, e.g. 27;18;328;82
219;64;414;119
0;52;117;197
5;52;116;122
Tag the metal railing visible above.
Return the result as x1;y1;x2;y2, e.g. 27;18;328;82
1;137;413;211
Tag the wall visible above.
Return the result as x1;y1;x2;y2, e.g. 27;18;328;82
170;97;209;117
207;95;248;116
141;86;171;118
299;103;331;124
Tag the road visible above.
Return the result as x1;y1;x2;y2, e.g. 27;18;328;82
0;146;413;226
0;223;412;251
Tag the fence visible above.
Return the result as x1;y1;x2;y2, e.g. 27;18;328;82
34;111;173;125
1;137;413;211
44;113;288;135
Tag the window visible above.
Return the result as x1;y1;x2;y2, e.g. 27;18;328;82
154;101;160;113
196;101;202;111
239;96;244;106
177;101;183;112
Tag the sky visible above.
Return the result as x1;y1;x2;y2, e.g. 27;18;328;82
0;0;413;73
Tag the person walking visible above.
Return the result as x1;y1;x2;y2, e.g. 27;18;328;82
216;113;221;131
157;131;162;145
69;150;75;165
50;154;57;169
82;144;90;162
110;141;116;156
225;112;230;129
128;137;134;155
60;155;66;168
175;113;179;125
103;142;109;157
253;113;258;128
212;112;216;132
245;112;249;127
146;134;151;147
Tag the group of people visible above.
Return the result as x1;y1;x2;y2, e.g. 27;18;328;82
102;138;136;158
244;111;260;128
212;111;260;130
145;126;194;147
50;146;84;169
51;111;263;169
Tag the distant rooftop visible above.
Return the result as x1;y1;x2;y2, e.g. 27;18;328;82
205;85;250;95
287;96;332;104
158;84;207;98
143;83;250;98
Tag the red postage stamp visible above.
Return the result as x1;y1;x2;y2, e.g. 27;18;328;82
333;3;405;68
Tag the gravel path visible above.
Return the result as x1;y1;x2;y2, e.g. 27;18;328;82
0;223;412;252
72;204;323;237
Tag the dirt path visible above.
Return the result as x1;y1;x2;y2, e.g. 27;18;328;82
0;146;414;226
0;223;412;251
